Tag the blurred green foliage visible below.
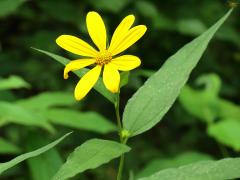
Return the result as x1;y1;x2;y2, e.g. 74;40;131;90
0;0;240;179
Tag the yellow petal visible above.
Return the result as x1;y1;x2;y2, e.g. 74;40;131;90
64;59;95;79
56;35;98;57
103;64;120;93
110;55;141;71
86;12;107;51
74;65;101;101
109;25;147;56
109;15;135;52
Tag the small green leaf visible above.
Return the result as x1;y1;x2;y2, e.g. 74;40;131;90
0;132;71;175
0;101;54;132
208;119;240;151
16;92;76;111
123;9;232;137
0;75;30;91
32;48;116;103
138;158;240;180
43;108;117;134
52;139;130;180
0;0;26;18
0;138;21;154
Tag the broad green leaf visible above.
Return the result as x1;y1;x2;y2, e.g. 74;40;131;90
43;108;117;134
138;158;240;180
208;119;240;151
16;92;76;111
52;139;130;180
0;101;54;132
0;138;21;154
218;99;240;120
0;75;30;90
26;132;63;180
123;9;232;137
137;151;213;178
0;0;25;18
0;132;71;175
88;0;129;13
32;48;116;103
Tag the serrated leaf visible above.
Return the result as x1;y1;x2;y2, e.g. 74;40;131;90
52;139;130;180
0;132;71;175
16;92;76;111
32;48;116;103
0;138;21;154
0;101;54;132
0;0;26;18
43;108;116;134
208;119;240;151
122;9;232;137
0;75;30;91
138;158;240;180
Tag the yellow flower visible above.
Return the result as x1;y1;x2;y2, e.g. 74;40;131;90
56;12;147;101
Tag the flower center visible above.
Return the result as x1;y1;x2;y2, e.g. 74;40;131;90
95;51;112;65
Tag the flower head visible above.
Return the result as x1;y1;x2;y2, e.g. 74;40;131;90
56;12;147;101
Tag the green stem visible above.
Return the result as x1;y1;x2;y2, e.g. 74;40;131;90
114;92;125;180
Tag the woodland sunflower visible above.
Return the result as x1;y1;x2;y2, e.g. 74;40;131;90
56;11;147;100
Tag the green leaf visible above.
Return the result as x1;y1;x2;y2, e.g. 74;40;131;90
122;9;232;137
137;151;213;178
16;92;76;111
208;119;240;151
32;48;116;103
26;132;63;180
0;0;26;18
88;0;129;13
0;75;30;91
0;101;54;132
0;132;71;175
43;108;117;134
0;138;21;154
52;139;130;180
138;158;240;180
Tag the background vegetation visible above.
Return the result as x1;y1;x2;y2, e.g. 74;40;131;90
0;0;239;179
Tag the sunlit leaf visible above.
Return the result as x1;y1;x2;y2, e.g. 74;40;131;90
208;119;240;151
138;158;240;180
0;132;71;175
123;9;232;136
16;92;76;111
43;108;117;134
0;75;30;91
52;139;130;180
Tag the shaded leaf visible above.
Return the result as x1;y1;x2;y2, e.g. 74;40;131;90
0;138;21;154
0;132;71;175
0;0;26;18
52;139;130;180
138;158;240;180
123;9;232;136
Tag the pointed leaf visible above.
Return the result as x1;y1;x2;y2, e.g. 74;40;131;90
123;9;232;137
52;139;130;180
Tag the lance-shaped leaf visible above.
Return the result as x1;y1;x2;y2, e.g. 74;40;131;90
0;132;71;175
52;139;130;180
32;48;116;103
122;9;232;137
138;158;240;180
